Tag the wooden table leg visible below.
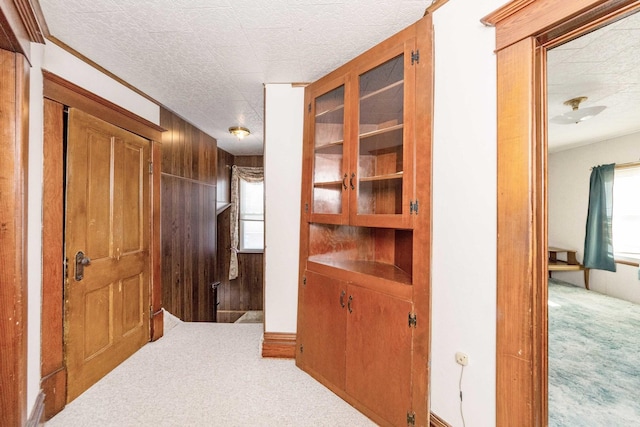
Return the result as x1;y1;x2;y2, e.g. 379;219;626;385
584;268;590;290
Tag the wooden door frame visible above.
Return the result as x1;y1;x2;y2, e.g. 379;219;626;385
0;1;43;424
482;0;640;425
41;71;165;418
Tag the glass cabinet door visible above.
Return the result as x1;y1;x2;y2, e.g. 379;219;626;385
353;50;413;227
311;84;348;222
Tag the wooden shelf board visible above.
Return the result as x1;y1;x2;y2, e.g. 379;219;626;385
359;80;403;103
359;123;403;140
308;256;412;292
316;103;345;118
315;140;344;154
359;171;403;182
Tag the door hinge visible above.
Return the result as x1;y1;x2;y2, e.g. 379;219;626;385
148;161;154;175
408;312;417;328
410;200;419;215
411;50;419;65
407;411;416;426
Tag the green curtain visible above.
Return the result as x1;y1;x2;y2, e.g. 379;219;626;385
583;163;616;272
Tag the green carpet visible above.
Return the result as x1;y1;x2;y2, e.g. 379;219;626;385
548;278;640;426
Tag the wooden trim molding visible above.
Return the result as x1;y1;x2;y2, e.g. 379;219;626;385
45;36;163;107
0;48;30;427
42;70;165;141
0;0;44;60
430;412;452;427
262;332;297;359
41;98;66;419
484;0;640;425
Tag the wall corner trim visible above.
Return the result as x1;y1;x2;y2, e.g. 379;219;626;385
262;332;296;359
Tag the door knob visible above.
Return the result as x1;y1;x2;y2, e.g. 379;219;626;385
75;251;91;281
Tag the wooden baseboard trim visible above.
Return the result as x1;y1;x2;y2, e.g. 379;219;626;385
27;390;45;427
262;332;296;359
40;367;66;420
430;412;452;427
150;309;164;342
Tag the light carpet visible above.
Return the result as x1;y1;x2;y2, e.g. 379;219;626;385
46;320;375;427
548;278;640;426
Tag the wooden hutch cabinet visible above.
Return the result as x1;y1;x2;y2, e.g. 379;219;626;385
296;14;433;427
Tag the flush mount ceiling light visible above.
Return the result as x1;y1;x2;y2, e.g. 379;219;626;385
550;96;606;125
228;126;250;139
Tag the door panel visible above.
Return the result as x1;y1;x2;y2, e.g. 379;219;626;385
65;108;150;402
346;284;413;426
299;271;347;389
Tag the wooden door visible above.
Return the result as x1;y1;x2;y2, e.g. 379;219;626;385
65;108;150;402
297;271;347;389
345;284;413;426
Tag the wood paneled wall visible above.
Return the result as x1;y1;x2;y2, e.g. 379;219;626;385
215;152;265;323
160;108;218;321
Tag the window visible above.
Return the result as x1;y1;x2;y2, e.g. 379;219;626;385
239;178;264;251
612;166;640;259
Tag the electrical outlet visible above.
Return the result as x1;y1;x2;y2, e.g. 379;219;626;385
455;352;469;366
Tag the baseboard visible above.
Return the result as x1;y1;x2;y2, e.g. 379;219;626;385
40;368;66;420
150;308;164;341
262;332;296;359
27;390;46;427
430;412;452;427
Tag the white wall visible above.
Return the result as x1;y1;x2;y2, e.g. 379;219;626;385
549;132;640;304
26;41;160;416
263;84;304;333
27;42;44;415
430;1;503;425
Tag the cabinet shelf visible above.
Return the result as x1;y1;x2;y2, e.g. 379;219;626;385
315;140;344;154
313;180;343;188
316;103;345;119
359;123;403;140
308;256;413;292
359;171;403;182
360;79;403;103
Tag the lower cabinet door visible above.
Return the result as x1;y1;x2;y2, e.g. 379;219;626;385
299;270;347;389
345;284;413;426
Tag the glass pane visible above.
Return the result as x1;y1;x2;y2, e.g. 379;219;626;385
313;85;345;215
240;179;264;218
613;167;640;254
358;54;404;215
240;220;264;250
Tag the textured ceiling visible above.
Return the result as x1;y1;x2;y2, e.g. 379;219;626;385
36;2;640;155
38;0;431;155
547;11;640;152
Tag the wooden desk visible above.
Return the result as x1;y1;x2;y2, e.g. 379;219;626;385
548;247;590;290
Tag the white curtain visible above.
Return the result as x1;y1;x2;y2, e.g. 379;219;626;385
229;165;263;280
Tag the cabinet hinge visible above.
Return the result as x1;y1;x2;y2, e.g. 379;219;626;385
408;312;417;328
409;200;419;215
303;276;307;286
150;304;153;319
305;202;309;213
411;50;419;65
300;344;304;353
148;161;154;175
63;257;69;280
308;102;312;113
407;411;416;426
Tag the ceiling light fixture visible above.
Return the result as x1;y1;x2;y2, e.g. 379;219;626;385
228;126;250;139
550;96;606;125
